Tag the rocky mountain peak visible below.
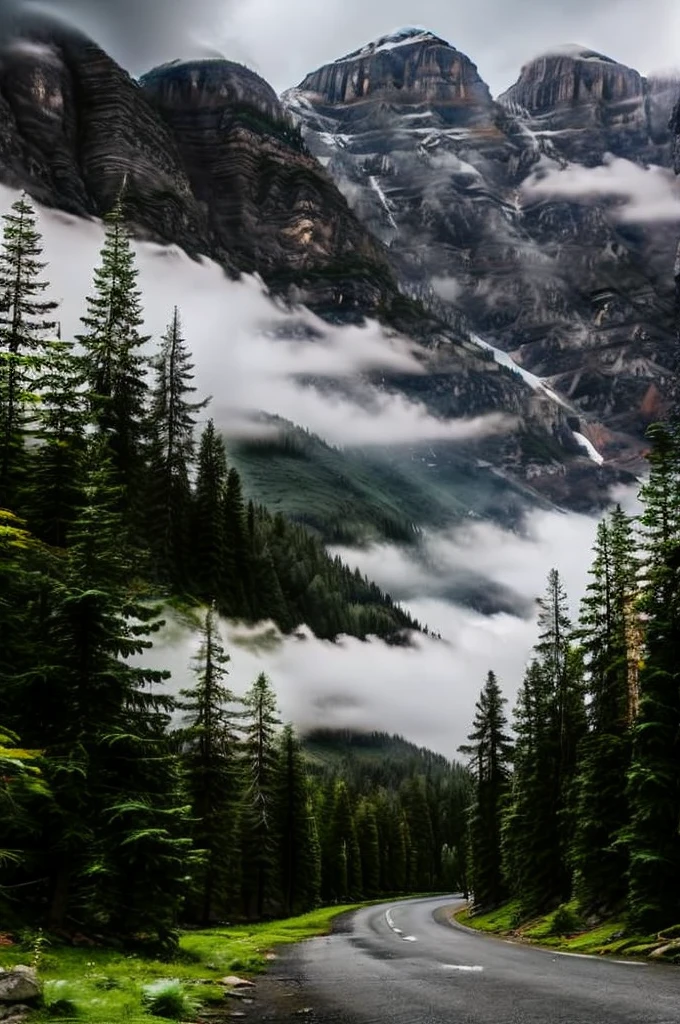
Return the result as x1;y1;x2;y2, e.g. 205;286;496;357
141;58;284;121
339;27;450;61
499;45;644;120
294;27;491;112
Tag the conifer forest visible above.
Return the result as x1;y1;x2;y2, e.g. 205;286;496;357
2;190;680;957
0;195;467;947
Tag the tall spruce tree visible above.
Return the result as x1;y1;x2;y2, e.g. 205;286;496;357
239;672;281;918
274;725;321;915
504;572;585;913
502;661;558;912
35;440;194;943
626;424;680;930
459;671;512;910
222;466;251;616
322;779;362;902
77;195;150;525
572;508;638;913
193;420;228;602
355;798;381;897
148;308;207;587
535;569;586;898
0;193;58;508
401;775;435;892
175;605;241;923
28;338;87;548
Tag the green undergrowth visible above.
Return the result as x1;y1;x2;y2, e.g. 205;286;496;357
0;904;363;1023
455;900;678;961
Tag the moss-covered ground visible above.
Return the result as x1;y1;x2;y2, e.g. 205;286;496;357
454;900;680;963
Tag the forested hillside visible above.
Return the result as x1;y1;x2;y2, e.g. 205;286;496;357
0;192;468;948
462;444;680;931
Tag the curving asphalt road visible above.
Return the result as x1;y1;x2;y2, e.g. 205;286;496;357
287;896;679;1024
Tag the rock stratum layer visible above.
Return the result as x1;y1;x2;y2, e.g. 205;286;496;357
285;30;680;470
0;18;646;520
0;13;394;310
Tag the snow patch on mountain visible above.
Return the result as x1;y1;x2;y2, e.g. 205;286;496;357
338;27;448;63
573;432;605;465
533;44;618;64
470;335;572;410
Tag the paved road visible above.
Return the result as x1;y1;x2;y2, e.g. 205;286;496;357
287;896;679;1023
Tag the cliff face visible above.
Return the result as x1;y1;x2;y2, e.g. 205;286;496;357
501;47;643;117
0;18;210;254
0;18;635;517
298;28;492;115
286;35;680;468
139;59;390;293
0;14;395;310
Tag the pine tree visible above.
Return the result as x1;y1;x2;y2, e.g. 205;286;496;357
572;508;638;913
274;725;321;915
239;673;281;918
459;671;512;910
148;308;207;587
35;440;194;943
77;195;150;524
222;466;251;616
626;424;680;930
175;604;241;923
536;569;585;898
0;193;58;508
502;661;559;912
355;798;380;896
193;420;227;601
323;780;362;902
27;338;87;547
401;775;435;892
503;570;586;914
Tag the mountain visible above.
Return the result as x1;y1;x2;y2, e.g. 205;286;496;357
284;30;680;471
0;14;635;525
302;727;465;782
227;416;558;545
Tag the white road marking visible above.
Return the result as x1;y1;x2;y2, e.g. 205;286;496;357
385;908;413;941
441;964;484;972
552;951;602;960
551;951;646;967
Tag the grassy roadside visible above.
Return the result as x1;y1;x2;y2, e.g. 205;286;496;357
0;904;363;1022
453;900;680;963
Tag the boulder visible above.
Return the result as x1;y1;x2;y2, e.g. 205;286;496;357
0;966;41;1003
0;1004;33;1022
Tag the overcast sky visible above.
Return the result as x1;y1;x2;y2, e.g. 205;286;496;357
23;0;680;95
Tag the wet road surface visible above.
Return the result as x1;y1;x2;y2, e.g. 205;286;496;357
284;895;680;1023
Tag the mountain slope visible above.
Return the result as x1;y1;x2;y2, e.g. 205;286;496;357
227;416;557;544
0;15;629;521
284;30;680;469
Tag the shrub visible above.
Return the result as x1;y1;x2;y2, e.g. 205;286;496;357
549;904;582;937
47;998;80;1017
142;978;200;1020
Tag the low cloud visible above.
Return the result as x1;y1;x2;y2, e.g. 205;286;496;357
430;276;463;302
0;185;510;448
146;488;640;759
523;156;680;223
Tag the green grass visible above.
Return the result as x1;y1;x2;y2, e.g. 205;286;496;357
454;900;672;960
0;905;362;1023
